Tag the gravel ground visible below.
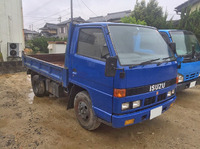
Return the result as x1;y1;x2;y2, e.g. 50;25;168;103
0;72;200;149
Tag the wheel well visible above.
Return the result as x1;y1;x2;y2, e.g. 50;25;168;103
67;84;87;110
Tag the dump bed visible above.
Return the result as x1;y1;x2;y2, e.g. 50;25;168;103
22;53;68;87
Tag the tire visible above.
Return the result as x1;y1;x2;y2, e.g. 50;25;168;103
31;75;46;97
74;91;101;130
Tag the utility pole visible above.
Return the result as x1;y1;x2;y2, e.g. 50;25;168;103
58;16;62;23
71;0;73;24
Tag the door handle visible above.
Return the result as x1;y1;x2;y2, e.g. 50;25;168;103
72;69;77;76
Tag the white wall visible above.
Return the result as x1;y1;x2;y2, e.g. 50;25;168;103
0;0;25;61
48;44;66;54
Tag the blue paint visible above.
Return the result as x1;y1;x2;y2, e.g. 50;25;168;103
22;23;177;128
159;29;200;91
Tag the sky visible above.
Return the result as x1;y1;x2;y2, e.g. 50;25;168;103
22;0;188;31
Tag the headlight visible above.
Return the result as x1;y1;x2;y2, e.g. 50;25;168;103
178;74;184;83
167;91;172;97
199;73;200;77
132;100;141;109
171;89;175;95
122;102;130;111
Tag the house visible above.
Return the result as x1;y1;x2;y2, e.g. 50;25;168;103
175;0;200;14
106;10;131;22
87;10;131;23
87;16;107;22
0;0;25;61
57;17;86;39
40;23;58;37
24;29;40;41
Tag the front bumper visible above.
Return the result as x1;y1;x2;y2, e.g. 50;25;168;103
112;96;176;128
177;77;200;92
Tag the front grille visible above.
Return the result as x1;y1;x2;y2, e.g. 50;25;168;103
158;93;167;102
144;96;156;106
126;78;176;96
185;72;199;80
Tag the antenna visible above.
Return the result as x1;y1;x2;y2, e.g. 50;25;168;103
71;0;73;24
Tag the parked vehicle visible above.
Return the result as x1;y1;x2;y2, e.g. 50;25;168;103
23;23;178;130
159;30;200;91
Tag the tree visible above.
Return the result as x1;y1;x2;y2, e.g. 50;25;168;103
179;8;200;41
131;0;171;29
121;16;147;25
132;0;146;21
26;37;67;54
26;37;49;54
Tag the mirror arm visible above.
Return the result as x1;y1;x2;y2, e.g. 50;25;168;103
115;67;125;79
115;67;124;71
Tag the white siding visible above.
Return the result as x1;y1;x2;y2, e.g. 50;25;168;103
48;43;66;54
0;0;25;61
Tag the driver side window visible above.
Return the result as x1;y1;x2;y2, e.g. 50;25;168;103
77;28;110;61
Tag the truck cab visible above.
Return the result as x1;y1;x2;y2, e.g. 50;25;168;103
23;23;177;130
159;30;200;91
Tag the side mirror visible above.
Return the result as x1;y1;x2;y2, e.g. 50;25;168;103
105;56;117;77
169;42;176;54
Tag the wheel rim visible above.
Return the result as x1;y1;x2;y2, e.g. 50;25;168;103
33;81;44;94
34;82;39;93
78;101;90;121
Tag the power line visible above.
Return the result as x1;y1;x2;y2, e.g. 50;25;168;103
31;12;71;30
29;8;70;25
79;0;98;17
26;0;53;15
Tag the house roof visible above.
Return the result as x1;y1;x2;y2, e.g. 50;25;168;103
87;16;107;22
40;23;58;30
175;0;200;12
87;10;131;22
23;29;39;35
57;17;86;26
106;10;131;21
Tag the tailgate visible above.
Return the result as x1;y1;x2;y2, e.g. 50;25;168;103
22;54;68;87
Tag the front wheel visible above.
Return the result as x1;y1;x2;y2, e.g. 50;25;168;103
74;91;101;130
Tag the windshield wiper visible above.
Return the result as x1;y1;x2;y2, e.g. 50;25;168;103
156;56;175;66
162;56;175;60
130;58;160;68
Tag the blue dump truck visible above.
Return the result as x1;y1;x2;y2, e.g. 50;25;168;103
23;23;178;130
159;30;200;91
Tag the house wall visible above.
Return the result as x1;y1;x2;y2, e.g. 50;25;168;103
57;25;68;39
0;0;25;61
25;34;39;41
191;1;200;12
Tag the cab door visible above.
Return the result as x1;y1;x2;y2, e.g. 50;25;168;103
69;27;114;122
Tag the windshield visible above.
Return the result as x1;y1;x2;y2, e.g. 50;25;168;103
108;25;174;66
170;31;200;56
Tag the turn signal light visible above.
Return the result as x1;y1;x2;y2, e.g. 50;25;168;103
176;77;179;84
125;119;135;126
114;89;126;98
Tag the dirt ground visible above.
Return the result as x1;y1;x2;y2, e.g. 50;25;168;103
0;72;200;149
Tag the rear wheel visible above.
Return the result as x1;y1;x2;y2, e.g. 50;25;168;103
74;91;101;130
31;75;46;97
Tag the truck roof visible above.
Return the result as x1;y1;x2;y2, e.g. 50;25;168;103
76;22;156;30
159;29;187;32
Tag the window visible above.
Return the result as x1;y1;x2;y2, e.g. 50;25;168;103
60;27;65;33
77;28;109;61
108;25;173;66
